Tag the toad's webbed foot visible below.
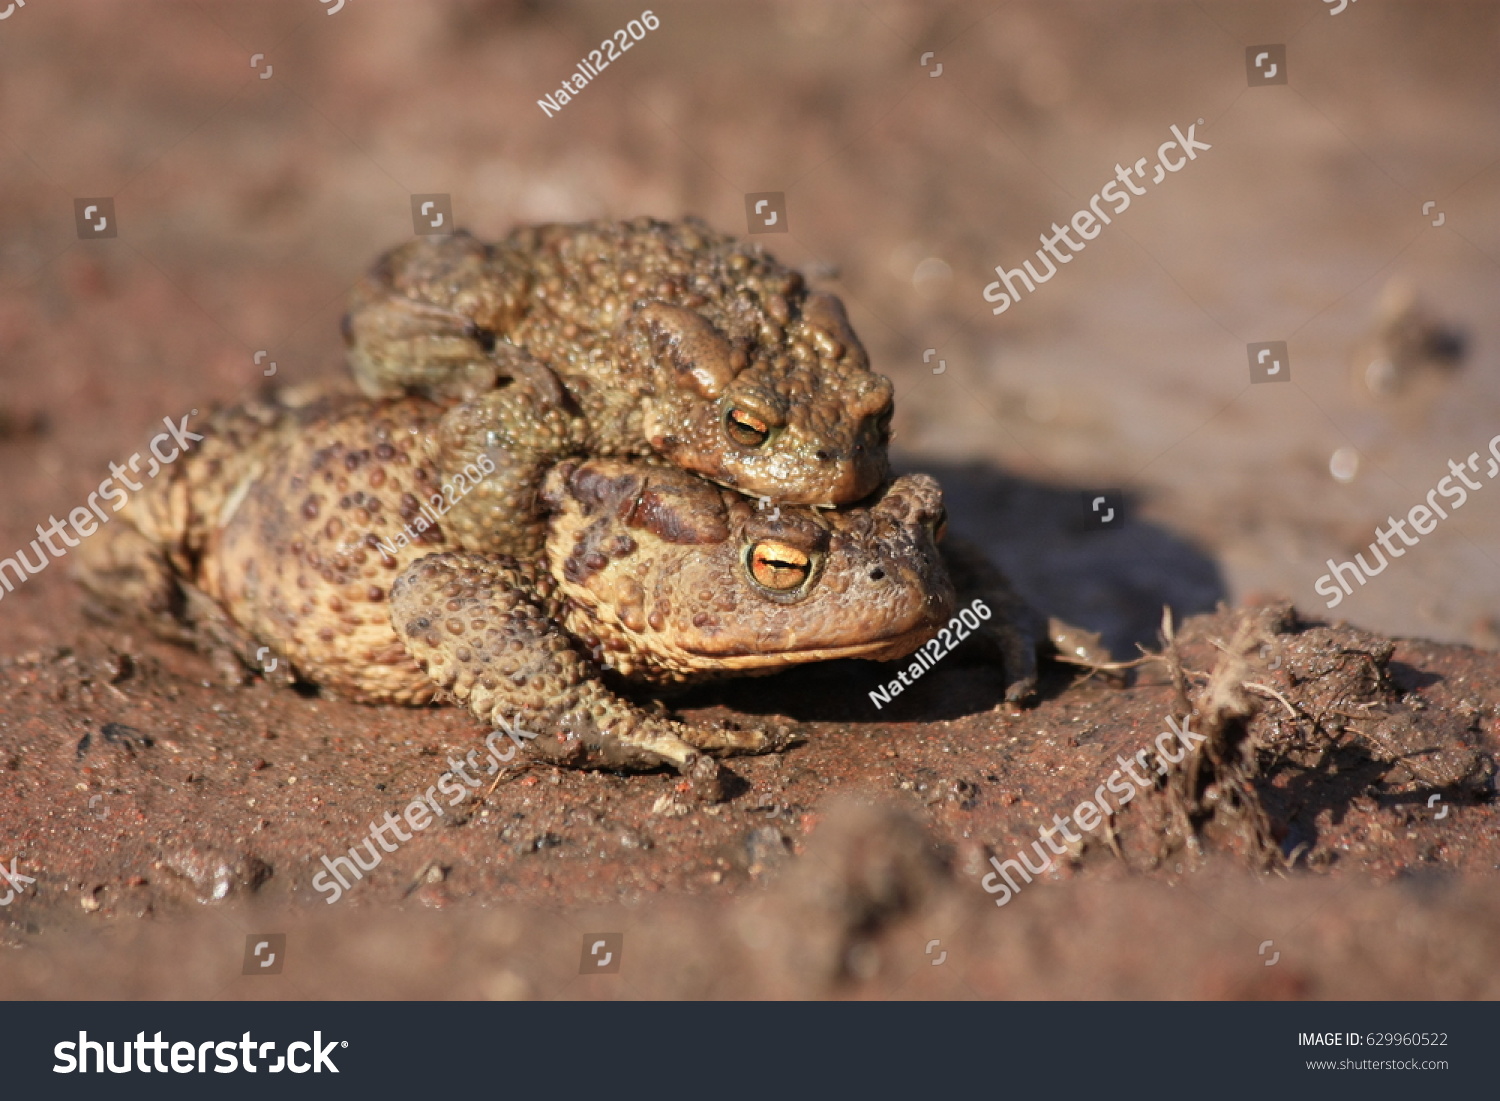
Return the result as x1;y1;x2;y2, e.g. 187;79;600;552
677;720;801;756
389;552;769;796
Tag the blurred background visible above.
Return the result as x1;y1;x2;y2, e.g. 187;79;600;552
1;0;1497;655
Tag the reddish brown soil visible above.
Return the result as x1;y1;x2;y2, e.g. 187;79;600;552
0;603;1495;998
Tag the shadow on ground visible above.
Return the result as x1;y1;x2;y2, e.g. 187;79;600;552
647;457;1224;728
907;457;1229;656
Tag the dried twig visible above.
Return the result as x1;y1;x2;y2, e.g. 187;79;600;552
1243;681;1300;721
1050;652;1162;673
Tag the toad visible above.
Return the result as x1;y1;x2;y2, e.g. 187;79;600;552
341;219;895;544
77;385;1027;786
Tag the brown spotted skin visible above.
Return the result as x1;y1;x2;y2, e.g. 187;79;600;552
75;387;468;702
343;218;895;507
199;392;455;703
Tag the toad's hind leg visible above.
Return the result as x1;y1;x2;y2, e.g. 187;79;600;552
343;233;546;403
389;552;725;796
72;520;294;688
73;520;189;639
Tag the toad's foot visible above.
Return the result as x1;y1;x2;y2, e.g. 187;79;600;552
389;551;781;796
678;719;802;756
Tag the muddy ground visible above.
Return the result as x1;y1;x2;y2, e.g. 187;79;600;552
1;603;1498;998
0;1;1497;998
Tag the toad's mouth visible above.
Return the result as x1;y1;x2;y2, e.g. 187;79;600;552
701;470;837;511
676;619;941;669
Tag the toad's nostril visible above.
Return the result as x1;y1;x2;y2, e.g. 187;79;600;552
815;450;831;462
869;568;885;581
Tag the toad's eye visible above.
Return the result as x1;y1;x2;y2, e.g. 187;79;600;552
726;407;771;448
748;540;811;591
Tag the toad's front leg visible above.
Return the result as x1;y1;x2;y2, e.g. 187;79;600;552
424;378;589;559
389;552;726;797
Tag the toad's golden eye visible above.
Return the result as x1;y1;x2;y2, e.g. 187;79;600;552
748;540;811;591
726;407;771;448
